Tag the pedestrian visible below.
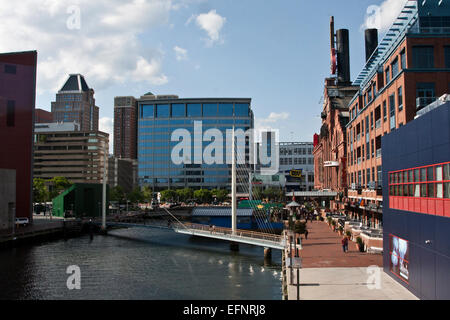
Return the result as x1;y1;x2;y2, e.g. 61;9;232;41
341;236;348;253
305;229;309;240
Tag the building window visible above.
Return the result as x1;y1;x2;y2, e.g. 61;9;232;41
7;100;15;127
171;104;185;117
391;58;399;78
389;94;396;130
203;103;218;117
400;49;406;69
383;100;387;122
187;104;202;117
389;163;450;201
416;83;435;108
445;46;450;69
156;104;170;118
398;86;403;111
412;46;434;69
235;103;249;117
141;105;154;118
385;67;390;83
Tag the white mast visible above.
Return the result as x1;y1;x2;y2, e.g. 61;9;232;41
231;126;237;235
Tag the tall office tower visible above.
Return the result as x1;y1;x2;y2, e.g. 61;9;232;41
114;96;138;159
51;74;99;131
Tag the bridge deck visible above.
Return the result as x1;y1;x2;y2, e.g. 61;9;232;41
173;223;286;250
103;221;287;250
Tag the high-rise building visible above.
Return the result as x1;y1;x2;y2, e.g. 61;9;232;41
51;74;99;131
137;93;254;191
107;156;136;194
114;96;137;159
0;51;37;225
34;131;109;184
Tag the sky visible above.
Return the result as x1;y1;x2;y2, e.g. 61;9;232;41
0;0;409;150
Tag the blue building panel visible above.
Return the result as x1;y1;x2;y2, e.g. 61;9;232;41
382;102;450;300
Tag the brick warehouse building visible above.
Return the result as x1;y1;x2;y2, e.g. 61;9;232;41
345;0;450;231
313;17;359;209
382;101;450;300
0;51;37;222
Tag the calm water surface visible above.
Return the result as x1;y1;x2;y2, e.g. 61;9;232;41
0;228;282;300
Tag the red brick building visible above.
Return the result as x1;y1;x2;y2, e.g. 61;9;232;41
0;51;37;220
346;1;450;229
35;108;52;123
313;17;359;210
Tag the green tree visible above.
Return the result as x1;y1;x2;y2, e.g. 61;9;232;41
194;189;212;204
49;176;72;199
142;185;153;203
110;186;125;203
33;178;49;203
176;188;193;203
127;187;144;205
160;189;177;203
212;189;229;202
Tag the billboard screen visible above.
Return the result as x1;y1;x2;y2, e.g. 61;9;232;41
390;234;409;282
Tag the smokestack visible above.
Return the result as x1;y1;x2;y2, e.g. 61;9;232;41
336;29;351;85
365;29;378;62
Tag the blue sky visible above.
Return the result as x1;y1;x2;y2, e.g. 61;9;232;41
0;0;405;146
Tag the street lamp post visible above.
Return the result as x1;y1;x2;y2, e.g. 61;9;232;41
101;144;107;232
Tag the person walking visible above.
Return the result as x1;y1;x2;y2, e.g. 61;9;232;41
341;236;348;253
305;229;309;240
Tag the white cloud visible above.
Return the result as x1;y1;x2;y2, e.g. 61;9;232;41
174;46;188;61
362;0;408;33
99;117;114;153
0;0;179;94
255;112;290;132
190;10;226;46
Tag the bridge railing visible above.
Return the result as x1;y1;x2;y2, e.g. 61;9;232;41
175;222;284;244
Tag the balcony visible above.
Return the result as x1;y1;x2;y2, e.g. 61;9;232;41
416;97;436;110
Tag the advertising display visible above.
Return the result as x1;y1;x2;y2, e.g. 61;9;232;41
390;235;409;282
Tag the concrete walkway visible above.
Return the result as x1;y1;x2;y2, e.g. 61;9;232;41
286;267;418;300
284;221;417;300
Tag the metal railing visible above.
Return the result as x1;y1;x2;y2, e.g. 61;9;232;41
174;222;285;244
416;97;436;109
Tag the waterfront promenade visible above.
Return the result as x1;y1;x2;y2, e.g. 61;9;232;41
284;220;418;300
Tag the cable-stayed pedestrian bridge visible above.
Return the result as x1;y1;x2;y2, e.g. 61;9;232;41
103;220;287;250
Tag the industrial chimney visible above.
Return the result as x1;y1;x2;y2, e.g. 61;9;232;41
364;29;378;62
336;29;351;85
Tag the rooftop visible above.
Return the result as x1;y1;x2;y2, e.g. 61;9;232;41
59;74;90;92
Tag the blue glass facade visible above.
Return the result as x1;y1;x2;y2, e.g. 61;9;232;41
137;98;253;191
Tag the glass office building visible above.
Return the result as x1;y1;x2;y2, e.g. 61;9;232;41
137;94;254;191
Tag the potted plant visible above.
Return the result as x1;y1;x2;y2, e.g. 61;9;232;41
346;231;352;240
356;237;365;252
